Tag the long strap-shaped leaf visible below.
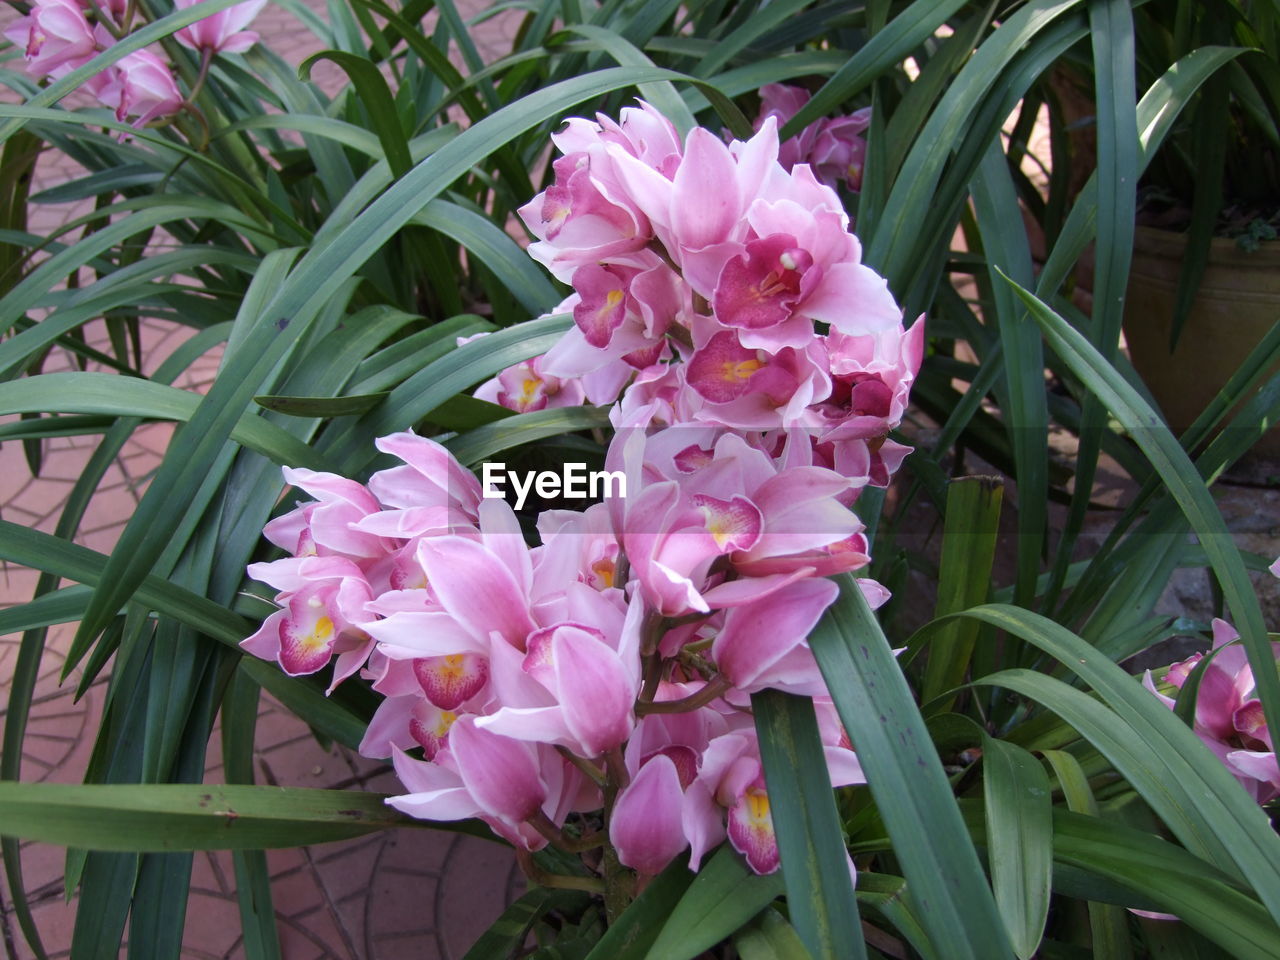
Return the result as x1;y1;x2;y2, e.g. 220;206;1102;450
0;0;258;146
0;373;323;469
1040;751;1133;960
1002;279;1280;758
866;0;1083;280
72;69;681;659
753;689;863;960
969;145;1046;609
780;0;972;138
981;737;1052;959
963;603;1280;923
960;802;1280;958
641;846;786;960
809;575;1012;959
0;783;481;850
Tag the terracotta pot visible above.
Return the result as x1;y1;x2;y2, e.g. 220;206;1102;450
1122;225;1280;460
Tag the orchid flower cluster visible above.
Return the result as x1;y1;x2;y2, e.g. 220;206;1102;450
242;102;921;891
1144;559;1280;805
494;100;922;487
754;83;873;192
5;0;264;129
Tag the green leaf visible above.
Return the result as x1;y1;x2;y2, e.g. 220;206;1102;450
235;659;369;753
782;0;972;139
445;406;611;466
253;392;390;417
982;737;1052;959
0;373;325;469
963;603;1280;923
584;854;693;960
643;847;785;960
752;689;863;960
0;521;251;647
1036;45;1250;299
853;874;937;960
219;114;383;158
1047;811;1280;958
1003;280;1280;777
922;476;1003;709
414;198;562;316
734;908;814;960
221;673;282;960
810;575;1012;959
329;313;572;471
463;888;594;960
299;50;412;177
0;783;452;851
867;0;1084;281
969;143;1046;608
554;24;697;136
1041;751;1133;960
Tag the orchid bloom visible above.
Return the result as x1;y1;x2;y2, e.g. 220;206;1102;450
175;0;266;55
241;101;924;890
89;48;184;128
754;83;872;191
1145;618;1280;803
4;0;97;79
473;355;586;413
240;555;374;683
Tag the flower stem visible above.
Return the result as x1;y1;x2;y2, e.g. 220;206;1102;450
635;675;731;715
514;848;604;895
187;47;215;104
556;746;606;787
530;811;604;853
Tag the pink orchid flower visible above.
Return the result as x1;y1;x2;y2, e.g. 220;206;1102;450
241;555;374;683
386;722;559;850
175;0;266;55
755;83;822;171
611;752;697;876
608;426;867;615
815;316;925;444
812;109;873;192
473;355;587;413
476;588;641;758
5;0;97;79
684;329;830;429
519;102;681;282
1145;619;1280;803
753;84;872;191
89;48;184;128
711;576;838;695
268;466;390;560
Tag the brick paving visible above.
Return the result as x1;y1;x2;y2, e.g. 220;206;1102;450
0;2;526;956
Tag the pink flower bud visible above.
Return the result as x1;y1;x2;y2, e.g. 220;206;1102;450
610;753;688;875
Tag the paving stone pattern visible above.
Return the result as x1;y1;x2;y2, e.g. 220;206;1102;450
0;2;527;956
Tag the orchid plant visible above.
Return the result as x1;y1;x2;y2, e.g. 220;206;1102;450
5;0;264;129
238;104;917;902
0;0;1279;958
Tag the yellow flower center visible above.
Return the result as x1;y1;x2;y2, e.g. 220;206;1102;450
744;786;771;825
591;557;616;589
303;616;334;652
720;358;762;383
435;710;458;738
